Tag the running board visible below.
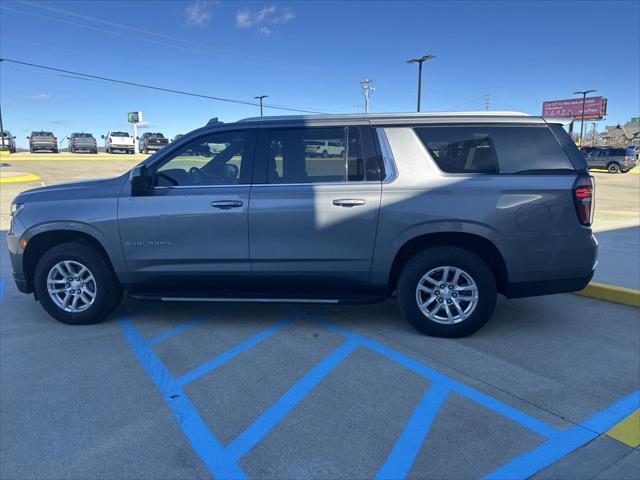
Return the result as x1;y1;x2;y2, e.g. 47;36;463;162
127;292;385;305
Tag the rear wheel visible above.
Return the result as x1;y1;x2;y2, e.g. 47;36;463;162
397;247;497;337
607;162;621;173
34;242;123;325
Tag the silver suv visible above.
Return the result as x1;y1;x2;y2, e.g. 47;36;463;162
7;112;597;337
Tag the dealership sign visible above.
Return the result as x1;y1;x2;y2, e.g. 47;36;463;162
128;111;142;123
541;97;607;120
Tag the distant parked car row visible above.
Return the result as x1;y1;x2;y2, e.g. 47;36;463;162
2;130;179;154
580;146;638;173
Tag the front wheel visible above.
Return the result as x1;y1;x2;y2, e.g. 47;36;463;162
397;247;497;337
607;162;621;173
34;242;123;325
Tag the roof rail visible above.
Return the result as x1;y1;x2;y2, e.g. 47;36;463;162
237;111;531;123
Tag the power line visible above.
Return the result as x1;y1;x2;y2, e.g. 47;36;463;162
0;58;328;114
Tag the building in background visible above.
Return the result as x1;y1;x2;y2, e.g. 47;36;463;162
599;120;640;146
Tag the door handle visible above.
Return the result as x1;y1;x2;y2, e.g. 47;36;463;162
211;200;243;209
332;198;366;207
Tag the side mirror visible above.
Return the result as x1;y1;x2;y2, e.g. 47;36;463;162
101;135;105;139
136;136;140;140
130;164;151;196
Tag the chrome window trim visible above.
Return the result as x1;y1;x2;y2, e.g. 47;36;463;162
375;128;398;183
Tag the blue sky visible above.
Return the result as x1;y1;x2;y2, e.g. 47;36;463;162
1;0;638;148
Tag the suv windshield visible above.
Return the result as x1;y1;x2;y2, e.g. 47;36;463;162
150;133;165;139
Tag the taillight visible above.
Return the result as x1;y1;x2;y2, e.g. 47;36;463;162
72;138;77;144
109;138;112;143
624;156;633;163
573;175;595;226
53;137;57;142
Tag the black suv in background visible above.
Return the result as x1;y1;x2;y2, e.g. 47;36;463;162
138;132;169;153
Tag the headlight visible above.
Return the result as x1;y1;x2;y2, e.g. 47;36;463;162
10;202;24;217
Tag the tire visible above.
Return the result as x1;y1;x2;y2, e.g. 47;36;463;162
321;150;328;158
33;242;123;325
53;149;59;153
607;162;621;173
397;246;497;337
93;149;98;154
106;147;111;154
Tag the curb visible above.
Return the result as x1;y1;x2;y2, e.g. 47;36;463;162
575;282;640;308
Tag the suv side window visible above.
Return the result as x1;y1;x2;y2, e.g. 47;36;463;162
416;125;575;174
267;126;371;184
154;131;247;187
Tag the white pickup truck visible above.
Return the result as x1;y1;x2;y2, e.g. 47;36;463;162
102;131;135;154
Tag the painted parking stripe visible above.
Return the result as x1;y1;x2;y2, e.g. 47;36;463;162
119;317;248;479
225;338;359;460
606;409;640;447
147;310;228;346
315;318;560;439
176;315;296;386
375;383;449;480
483;390;640;480
0;277;5;305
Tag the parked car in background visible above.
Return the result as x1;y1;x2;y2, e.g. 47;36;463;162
7;112;597;338
28;131;58;153
102;131;134;154
173;134;184;142
582;146;637;173
139;132;169;153
625;145;640;160
0;130;17;153
305;139;345;157
69;133;98;154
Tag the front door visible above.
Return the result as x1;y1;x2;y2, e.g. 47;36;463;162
249;125;382;292
118;128;255;289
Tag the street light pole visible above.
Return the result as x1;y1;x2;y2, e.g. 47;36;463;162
572;89;596;146
407;54;435;112
254;95;268;117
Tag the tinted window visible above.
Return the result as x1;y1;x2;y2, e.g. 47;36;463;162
415;125;575;174
155;131;246;187
112;132;129;137
267;127;369;184
72;133;92;138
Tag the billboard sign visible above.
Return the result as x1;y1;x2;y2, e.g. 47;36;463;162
541;97;607;120
128;111;142;123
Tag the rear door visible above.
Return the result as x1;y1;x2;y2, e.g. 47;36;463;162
249;124;383;291
118;127;256;289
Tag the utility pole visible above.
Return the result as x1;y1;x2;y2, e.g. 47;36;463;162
254;95;268;117
484;93;491;111
406;54;435;112
591;122;597;146
572;89;596;146
360;78;375;113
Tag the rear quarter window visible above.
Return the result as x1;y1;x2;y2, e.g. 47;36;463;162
415;125;578;174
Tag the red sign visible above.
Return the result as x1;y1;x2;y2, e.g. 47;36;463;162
542;97;607;120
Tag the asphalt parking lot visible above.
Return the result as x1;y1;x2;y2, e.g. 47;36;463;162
1;154;639;479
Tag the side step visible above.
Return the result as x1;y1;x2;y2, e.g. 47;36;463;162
127;291;386;305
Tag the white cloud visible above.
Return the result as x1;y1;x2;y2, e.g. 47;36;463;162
28;93;52;102
235;5;295;32
185;1;217;27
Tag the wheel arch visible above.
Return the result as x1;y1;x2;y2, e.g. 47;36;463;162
23;229;116;292
387;232;508;295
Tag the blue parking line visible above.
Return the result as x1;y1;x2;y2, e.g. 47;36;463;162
119;317;248;479
176;315;296;386
0;277;5;305
316;318;560;439
147;311;224;345
375;383;449;480
483;390;640;480
225;338;359;461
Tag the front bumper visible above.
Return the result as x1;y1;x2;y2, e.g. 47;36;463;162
6;216;32;293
